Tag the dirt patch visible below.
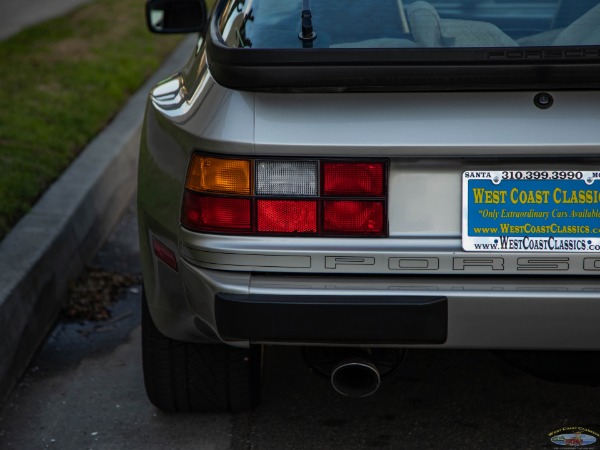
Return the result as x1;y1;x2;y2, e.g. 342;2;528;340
49;38;97;62
63;268;141;321
44;0;143;63
71;0;142;43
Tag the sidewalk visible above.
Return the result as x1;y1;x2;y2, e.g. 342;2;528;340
0;14;197;401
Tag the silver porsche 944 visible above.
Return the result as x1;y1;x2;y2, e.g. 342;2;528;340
140;0;600;411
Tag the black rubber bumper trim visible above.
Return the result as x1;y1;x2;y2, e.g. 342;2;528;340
215;294;447;344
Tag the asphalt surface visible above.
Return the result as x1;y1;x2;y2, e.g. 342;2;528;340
0;202;231;450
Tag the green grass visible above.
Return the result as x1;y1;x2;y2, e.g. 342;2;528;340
0;0;188;240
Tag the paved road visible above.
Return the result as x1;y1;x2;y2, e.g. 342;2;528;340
1;203;599;449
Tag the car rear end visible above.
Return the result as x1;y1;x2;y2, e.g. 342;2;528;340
139;0;600;411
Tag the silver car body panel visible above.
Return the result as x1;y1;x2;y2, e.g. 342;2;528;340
138;46;600;349
179;262;600;350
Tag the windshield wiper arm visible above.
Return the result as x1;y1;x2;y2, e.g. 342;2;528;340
299;0;316;42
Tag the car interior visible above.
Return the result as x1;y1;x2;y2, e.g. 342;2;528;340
218;0;600;49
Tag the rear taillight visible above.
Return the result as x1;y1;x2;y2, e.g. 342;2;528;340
182;155;387;236
257;200;318;233
323;162;384;197
182;193;251;232
323;200;384;235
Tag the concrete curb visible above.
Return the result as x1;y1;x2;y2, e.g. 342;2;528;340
0;35;197;403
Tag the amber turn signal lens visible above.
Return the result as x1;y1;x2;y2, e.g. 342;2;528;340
186;155;251;195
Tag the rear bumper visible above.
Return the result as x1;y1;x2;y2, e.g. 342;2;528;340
215;294;448;344
168;260;600;350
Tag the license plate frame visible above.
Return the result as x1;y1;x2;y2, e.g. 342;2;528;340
462;170;600;252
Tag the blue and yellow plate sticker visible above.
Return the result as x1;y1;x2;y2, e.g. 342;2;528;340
462;171;600;252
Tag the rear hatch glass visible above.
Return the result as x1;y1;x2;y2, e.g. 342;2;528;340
207;0;600;91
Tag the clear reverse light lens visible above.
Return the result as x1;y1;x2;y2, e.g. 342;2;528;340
256;160;318;196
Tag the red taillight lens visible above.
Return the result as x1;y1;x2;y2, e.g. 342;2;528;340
181;156;388;236
182;192;251;232
323;200;385;235
323;162;384;196
257;200;317;233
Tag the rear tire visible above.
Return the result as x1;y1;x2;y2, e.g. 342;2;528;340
141;290;261;412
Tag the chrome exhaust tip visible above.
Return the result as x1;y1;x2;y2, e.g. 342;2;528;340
331;358;381;398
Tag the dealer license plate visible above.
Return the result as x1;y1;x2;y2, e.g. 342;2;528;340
462;170;600;252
